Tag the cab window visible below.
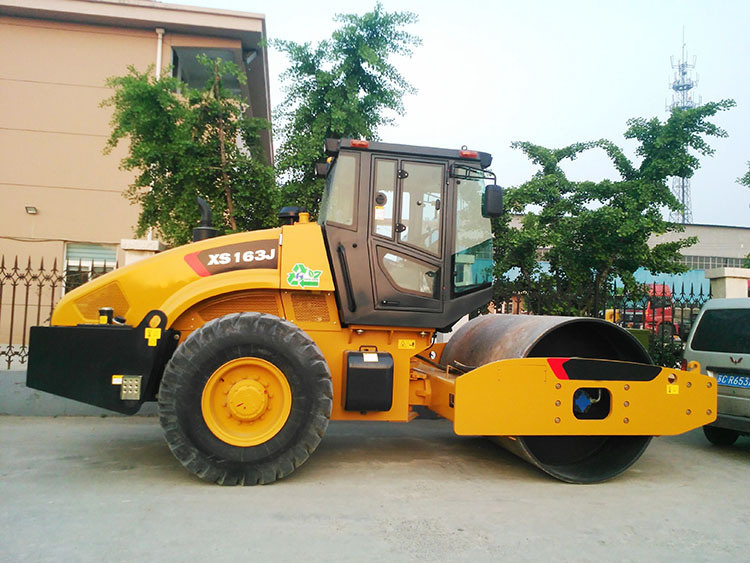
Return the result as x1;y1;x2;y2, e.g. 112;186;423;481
452;168;493;294
377;248;438;298
372;159;396;238
399;162;443;256
319;153;358;228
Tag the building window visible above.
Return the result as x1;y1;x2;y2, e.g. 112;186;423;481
64;243;117;293
172;47;244;97
681;255;744;270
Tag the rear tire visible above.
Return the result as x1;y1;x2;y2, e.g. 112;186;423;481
703;425;739;446
158;312;332;485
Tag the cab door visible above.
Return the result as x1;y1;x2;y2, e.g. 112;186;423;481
369;158;445;312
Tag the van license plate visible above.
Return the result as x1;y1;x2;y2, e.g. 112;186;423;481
716;374;750;389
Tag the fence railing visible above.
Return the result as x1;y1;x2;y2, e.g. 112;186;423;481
1;256;712;370
494;281;711;367
0;256;116;369
599;280;711;339
600;281;711;368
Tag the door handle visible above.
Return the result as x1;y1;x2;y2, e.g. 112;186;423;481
337;244;357;312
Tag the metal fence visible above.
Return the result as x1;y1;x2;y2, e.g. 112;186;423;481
0;256;115;369
1;255;712;370
600;280;711;338
598;280;711;367
493;281;711;367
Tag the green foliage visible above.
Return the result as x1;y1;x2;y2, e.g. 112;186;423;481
625;100;736;181
273;3;421;216
103;57;278;246
740;161;750;188
493;101;735;316
649;333;684;369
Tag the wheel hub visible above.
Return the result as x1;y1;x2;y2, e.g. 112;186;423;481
201;356;292;447
227;380;268;421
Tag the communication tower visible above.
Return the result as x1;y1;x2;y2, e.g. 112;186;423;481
667;33;700;224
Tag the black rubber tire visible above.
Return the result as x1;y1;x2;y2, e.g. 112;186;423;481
158;312;332;485
702;425;739;446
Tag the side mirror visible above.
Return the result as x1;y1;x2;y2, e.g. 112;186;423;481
482;184;503;217
315;162;329;178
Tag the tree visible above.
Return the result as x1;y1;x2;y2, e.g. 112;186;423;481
103;56;278;246
493;100;736;316
273;3;421;215
740;162;750;188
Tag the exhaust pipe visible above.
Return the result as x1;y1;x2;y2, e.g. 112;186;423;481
441;315;653;483
193;197;220;242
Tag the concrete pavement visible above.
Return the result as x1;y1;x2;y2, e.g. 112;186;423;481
1;416;749;562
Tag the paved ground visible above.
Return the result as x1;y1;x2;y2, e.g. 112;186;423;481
1;416;748;562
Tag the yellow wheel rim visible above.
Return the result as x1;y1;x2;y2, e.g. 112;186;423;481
201;357;292;447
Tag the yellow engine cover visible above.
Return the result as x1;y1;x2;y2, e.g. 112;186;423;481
51;222;335;328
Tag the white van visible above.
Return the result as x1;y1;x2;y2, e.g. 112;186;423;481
683;298;750;445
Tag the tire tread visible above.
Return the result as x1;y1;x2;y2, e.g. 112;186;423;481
158;312;332;485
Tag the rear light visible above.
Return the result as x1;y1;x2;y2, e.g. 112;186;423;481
680;358;687;370
459;149;478;159
349;139;369;148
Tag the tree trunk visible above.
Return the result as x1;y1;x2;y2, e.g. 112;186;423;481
217;115;237;231
589;266;611;317
212;61;236;231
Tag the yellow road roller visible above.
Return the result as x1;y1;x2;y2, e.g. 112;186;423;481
27;138;716;485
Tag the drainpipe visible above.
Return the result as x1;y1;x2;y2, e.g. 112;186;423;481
148;28;165;242
155;28;165;79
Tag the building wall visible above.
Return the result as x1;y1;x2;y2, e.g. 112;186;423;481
0;16;153;266
509;215;750;265
506;215;749;293
0;0;271;261
0;1;270;347
0;13;262;266
651;224;750;264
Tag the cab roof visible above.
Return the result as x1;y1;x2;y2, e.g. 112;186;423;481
325;138;492;169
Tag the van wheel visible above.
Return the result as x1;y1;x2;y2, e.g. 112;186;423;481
158;312;332;485
702;425;739;446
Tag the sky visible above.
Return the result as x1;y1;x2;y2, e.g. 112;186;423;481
166;0;750;227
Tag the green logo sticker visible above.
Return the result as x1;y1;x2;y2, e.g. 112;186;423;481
287;263;322;288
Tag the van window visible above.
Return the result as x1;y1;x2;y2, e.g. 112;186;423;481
691;309;750;354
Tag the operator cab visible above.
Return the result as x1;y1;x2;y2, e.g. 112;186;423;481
318;138;501;330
